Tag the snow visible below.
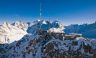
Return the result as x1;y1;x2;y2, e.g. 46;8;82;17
42;20;47;24
76;37;85;41
37;19;41;22
0;22;27;44
47;22;65;33
0;20;96;58
14;21;28;31
48;27;64;33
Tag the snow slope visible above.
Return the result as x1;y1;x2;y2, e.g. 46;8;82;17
0;22;28;44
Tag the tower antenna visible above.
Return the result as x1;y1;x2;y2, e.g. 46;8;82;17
40;2;42;19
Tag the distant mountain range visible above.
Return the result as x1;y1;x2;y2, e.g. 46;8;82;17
0;20;96;58
65;21;96;38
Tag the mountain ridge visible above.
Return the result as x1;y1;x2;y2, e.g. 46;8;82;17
0;20;96;58
64;21;96;38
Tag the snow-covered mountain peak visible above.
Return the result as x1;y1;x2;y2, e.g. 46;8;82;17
27;20;65;34
2;22;11;27
0;22;27;44
13;21;28;31
33;20;49;24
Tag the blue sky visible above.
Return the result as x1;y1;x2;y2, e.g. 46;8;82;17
0;0;96;25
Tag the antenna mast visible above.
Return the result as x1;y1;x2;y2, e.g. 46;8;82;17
40;3;42;19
